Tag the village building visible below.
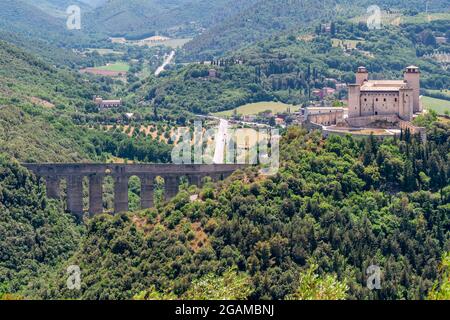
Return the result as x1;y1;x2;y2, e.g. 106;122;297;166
93;96;122;109
335;83;348;92
312;87;336;99
304;107;345;126
208;69;217;78
436;36;447;45
274;117;285;126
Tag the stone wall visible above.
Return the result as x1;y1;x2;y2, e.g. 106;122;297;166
345;114;401;128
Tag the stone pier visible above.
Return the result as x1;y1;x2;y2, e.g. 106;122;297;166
89;174;103;216
45;176;60;199
164;176;179;201
140;176;155;209
67;175;83;217
23;163;247;217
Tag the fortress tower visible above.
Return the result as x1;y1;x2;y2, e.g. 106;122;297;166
403;66;421;113
356;66;369;85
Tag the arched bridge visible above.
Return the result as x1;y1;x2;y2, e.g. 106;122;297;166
23;163;247;217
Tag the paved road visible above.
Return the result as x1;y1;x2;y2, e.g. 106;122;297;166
155;50;175;76
213;119;229;164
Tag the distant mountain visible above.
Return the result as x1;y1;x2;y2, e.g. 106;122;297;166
0;1;109;66
184;0;450;60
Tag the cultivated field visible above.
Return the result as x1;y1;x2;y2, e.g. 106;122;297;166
402;12;450;24
427;89;450;99
351;12;450;26
146;38;192;49
422;96;450;115
84;48;124;56
214;101;299;117
97;62;130;72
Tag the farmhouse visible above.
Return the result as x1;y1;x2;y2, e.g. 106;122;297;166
93;96;122;109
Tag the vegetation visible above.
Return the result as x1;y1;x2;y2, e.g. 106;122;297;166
214;102;298;117
18;122;448;300
134;19;450;120
422;96;450;115
97;62;130;72
0;0;449;301
427;253;450;300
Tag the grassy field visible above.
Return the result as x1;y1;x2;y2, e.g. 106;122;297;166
427;89;450;99
331;39;364;49
351;12;450;26
402;12;450;24
422;96;450;115
214;101;299;117
132;38;192;49
158;38;192;49
97;62;130;72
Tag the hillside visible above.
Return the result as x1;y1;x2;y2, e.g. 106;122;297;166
0;39;172;163
83;0;259;38
24;122;450;300
0;154;82;297
20;0;91;17
0;40;100;109
184;0;450;60
0;0;449;303
133;19;450;119
0;1;105;67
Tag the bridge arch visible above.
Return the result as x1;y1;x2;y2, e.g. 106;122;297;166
23;163;247;216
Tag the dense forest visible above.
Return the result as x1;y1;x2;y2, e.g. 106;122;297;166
133;19;450;120
0;154;82;298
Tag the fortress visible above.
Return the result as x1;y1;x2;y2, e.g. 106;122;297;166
304;66;426;141
348;66;422;123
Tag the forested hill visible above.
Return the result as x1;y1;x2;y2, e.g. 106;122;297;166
184;0;450;60
82;0;260;37
0;154;82;298
133;19;450;118
26;121;450;300
0;0;107;66
0;40;100;109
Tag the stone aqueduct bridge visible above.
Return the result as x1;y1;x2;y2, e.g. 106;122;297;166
23;163;246;217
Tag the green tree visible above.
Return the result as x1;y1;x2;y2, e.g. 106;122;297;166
286;263;348;300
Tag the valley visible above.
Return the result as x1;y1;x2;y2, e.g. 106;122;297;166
0;0;449;303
